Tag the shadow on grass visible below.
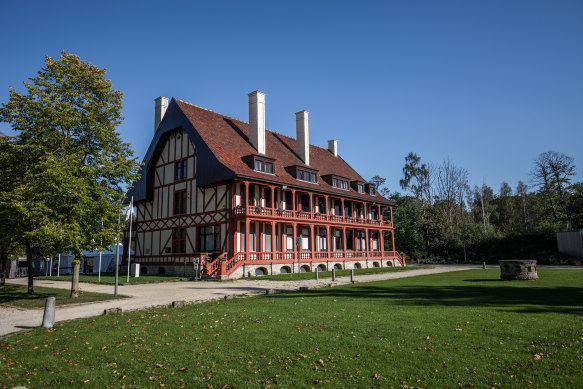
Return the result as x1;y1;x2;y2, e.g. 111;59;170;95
0;285;59;305
268;283;583;314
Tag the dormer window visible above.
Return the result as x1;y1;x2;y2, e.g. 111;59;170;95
254;159;274;174
287;165;318;184
351;180;366;193
244;154;275;175
323;174;350;190
297;168;318;184
366;183;376;196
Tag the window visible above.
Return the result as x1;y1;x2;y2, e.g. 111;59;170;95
319;228;327;251
345;230;354;250
265;224;272;251
199;225;220;252
285;191;293;210
357;183;364;193
357;231;366;251
371;232;379;251
253;157;275;174
174;190;187;215
175;159;187;180
300;194;309;212
334;229;343;251
249;223;255;251
172;228;186;253
332;177;349;190
301;227;310;250
286;226;294;251
296;168;318;183
369;186;376;195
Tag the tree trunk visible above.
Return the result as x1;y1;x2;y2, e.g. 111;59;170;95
0;251;7;292
25;241;34;294
71;251;81;298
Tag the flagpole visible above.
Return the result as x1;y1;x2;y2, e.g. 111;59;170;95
126;196;133;283
114;212;120;297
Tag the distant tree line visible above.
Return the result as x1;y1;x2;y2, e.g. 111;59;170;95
373;151;582;264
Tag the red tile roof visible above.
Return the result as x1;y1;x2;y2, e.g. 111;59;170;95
175;100;392;205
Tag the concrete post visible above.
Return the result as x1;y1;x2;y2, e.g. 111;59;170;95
315;268;319;280
482;262;486;269
350;269;354;283
332;268;336;281
41;296;56;328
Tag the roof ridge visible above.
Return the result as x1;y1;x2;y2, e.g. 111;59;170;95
176;98;336;153
175;98;249;126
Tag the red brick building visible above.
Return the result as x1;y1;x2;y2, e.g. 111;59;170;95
125;91;403;278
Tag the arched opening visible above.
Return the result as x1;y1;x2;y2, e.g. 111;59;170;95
317;264;326;271
386;261;393;267
354;262;362;269
280;266;291;274
373;262;380;268
255;267;268;276
158;267;166;275
333;263;342;270
300;265;310;273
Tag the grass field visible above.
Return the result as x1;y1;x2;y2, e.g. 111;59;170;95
0;284;126;309
36;274;189;285
247;265;426;280
1;269;582;388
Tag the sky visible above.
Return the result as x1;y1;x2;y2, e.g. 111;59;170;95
1;0;581;195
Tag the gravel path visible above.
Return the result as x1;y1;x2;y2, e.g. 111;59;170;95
1;265;473;338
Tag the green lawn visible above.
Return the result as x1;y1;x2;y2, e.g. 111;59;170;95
1;269;582;388
36;274;189;285
248;265;427;280
0;284;127;309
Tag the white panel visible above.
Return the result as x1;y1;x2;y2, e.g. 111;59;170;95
217;185;226;209
168;136;175;162
187;227;196;253
152;231;159;255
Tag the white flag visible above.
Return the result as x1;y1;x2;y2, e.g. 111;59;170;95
125;196;134;220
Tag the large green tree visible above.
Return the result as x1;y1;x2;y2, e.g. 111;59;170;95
0;51;140;297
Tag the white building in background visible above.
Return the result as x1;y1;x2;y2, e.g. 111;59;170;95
33;244;127;276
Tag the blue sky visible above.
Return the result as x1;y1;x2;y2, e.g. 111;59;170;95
1;0;581;195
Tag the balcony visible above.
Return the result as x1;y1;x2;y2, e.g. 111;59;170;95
232;206;393;228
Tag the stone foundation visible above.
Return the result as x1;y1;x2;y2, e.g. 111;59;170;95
232;259;403;278
499;259;538;280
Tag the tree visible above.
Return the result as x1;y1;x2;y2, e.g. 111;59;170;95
0;51;140;297
531;151;576;229
399;152;432;204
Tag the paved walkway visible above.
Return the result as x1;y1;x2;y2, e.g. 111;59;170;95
1;265;473;338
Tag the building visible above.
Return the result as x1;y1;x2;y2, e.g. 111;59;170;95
124;91;403;278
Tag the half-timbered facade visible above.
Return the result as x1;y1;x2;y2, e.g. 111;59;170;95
125;92;403;278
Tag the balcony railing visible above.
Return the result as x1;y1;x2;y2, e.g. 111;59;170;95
232;206;392;227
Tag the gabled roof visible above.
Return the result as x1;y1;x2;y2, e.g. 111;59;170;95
128;98;393;206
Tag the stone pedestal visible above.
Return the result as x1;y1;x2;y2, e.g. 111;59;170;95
499;260;538;280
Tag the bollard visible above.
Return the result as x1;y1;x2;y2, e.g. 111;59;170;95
41;296;56;328
482;262;486;270
350;269;354;283
315;268;319;280
172;300;186;308
332;268;336;281
247;271;251;278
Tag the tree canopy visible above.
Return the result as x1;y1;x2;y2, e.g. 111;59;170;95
0;51;140;295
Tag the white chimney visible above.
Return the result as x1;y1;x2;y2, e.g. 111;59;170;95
154;96;169;132
248;91;266;154
328;139;338;157
295;110;309;165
